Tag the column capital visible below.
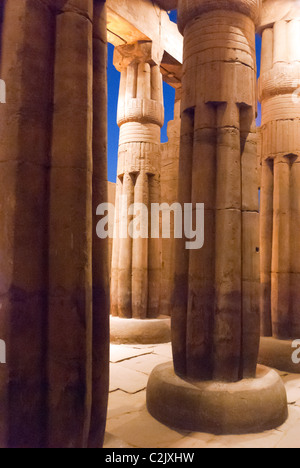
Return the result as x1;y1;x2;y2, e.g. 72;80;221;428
258;18;300;101
258;0;300;34
115;42;165;128
113;41;164;72
177;0;261;34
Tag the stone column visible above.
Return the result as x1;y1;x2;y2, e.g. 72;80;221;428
147;0;288;435
90;0;110;449
110;41;171;344
0;0;53;449
160;93;181;317
258;2;300;373
0;0;109;448
173;0;261;383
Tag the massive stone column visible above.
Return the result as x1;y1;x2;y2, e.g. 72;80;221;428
0;0;109;448
147;0;288;435
258;0;300;373
110;41;171;344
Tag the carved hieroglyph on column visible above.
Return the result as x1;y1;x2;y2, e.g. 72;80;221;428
111;41;164;320
259;8;300;340
173;0;261;382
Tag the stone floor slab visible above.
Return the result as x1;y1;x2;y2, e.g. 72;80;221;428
153;343;173;359
279;373;300;404
110;344;154;363
119;353;170;375
105;343;300;448
107;408;189;449
107;390;146;420
110;363;148;394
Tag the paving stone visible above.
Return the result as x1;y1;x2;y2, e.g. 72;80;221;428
203;431;284;449
107;390;146;420
280;374;300;404
275;405;300;433
119;354;171;375
153;343;173;359
107;345;300;448
275;425;300;448
104;432;135;449
107;408;189;449
110;363;149;394
110;344;154;363
168;433;215;449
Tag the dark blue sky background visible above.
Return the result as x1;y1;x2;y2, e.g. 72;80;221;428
107;10;262;182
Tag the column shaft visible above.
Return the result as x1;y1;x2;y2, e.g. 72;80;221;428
260;159;274;336
148;174;161;318
213;103;242;382
0;0;54;448
110;177;122;317
89;0;109;448
132;171;149;319
48;5;94;448
172;109;194;377
176;0;260;381
111;41;164;320
186;103;216;380
118;173;134;318
271;159;290;338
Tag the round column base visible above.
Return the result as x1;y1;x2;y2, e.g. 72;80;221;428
258;337;300;374
147;363;288;435
110;316;171;345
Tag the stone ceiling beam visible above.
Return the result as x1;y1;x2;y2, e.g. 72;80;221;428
107;0;182;88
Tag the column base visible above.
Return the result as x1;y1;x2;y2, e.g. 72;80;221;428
147;363;288;435
110;316;171;345
258;337;300;374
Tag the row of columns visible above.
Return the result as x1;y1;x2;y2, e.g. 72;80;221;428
0;0;297;447
109;0;300;376
259;13;300;340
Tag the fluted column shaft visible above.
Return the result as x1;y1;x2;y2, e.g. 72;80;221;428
174;0;261;382
111;42;164;320
0;0;109;448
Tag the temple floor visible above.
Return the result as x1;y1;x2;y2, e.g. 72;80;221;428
104;342;300;449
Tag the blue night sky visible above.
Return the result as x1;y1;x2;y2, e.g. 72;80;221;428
107;10;262;182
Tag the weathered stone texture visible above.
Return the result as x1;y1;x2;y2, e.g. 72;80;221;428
259;3;300;340
0;0;109;448
173;0;261;382
111;41;164;320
